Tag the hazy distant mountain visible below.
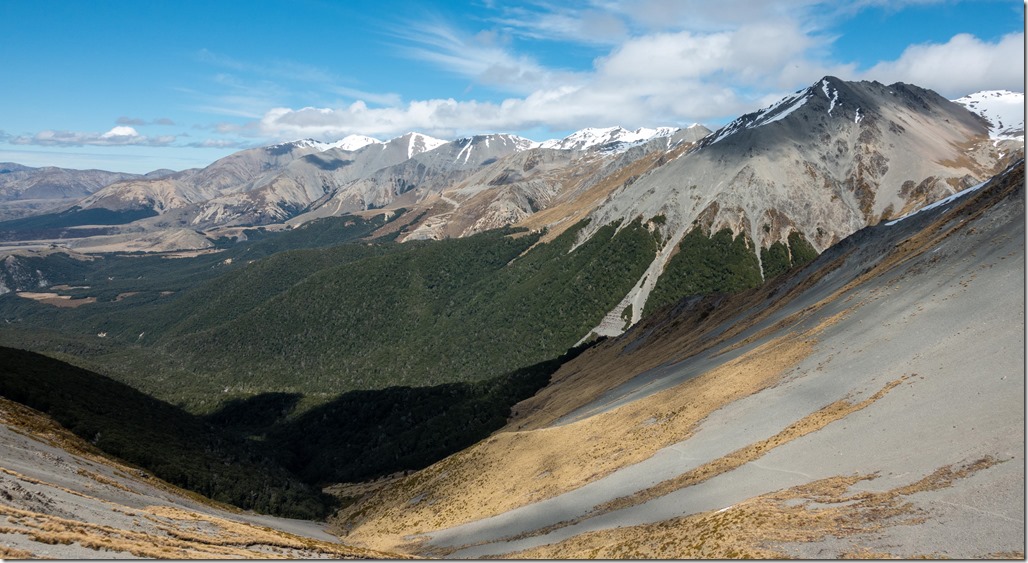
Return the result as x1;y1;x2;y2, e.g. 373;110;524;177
78;139;330;215
0;163;141;202
0;163;145;220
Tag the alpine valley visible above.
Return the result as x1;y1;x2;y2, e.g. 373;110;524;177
0;77;1023;559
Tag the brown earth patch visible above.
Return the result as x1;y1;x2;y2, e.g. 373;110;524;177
15;292;96;308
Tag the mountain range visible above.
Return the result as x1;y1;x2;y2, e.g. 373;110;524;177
0;77;1022;558
0;77;1021;327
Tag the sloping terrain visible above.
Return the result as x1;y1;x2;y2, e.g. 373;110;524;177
333;159;1024;558
0;163;149;222
572;78;1018;330
0;395;400;559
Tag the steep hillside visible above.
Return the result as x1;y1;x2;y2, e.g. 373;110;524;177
333;159;1024;558
389;125;712;242
0;346;333;518
0;391;399;558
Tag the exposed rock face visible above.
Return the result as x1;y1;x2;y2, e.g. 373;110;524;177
571;77;1017;326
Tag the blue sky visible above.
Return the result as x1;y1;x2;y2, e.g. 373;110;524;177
0;0;1023;173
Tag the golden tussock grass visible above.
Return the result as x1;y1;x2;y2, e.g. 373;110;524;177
509;456;1004;559
337;329;817;550
0;500;395;559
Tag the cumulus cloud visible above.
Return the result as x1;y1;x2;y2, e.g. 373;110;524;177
257;16;857;140
9;126;177;147
860;32;1024;97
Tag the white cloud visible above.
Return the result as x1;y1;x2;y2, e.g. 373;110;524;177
860;32;1025;98
101;126;141;139
257;16;858;141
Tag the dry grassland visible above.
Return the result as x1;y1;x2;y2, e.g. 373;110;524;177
15;292;96;308
509;456;1007;559
0;398;240;513
0;501;393;559
336;329;817;550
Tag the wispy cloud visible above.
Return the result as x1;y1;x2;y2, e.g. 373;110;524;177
117;116;178;126
183;138;256;149
388;17;585;95
116;116;147;126
9;126;177;147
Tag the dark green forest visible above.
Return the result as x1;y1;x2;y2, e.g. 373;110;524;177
0;210;817;519
1;215;658;411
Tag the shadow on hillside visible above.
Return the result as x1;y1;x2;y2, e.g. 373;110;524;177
203;342;598;487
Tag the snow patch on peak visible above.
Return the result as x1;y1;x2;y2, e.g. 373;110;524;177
821;78;839;116
403;132;447;159
707;89;810;145
278;138;328;151
954;90;1025;141
325;135;382;152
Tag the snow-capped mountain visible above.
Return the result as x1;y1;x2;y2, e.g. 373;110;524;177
538;126;680;152
954;90;1025;141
